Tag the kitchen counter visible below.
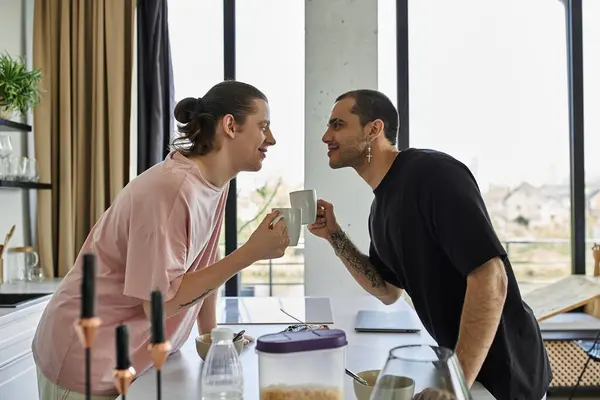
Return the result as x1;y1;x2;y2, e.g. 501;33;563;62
0;278;60;322
0;278;62;294
119;296;495;400
216;296;334;324
0;278;62;399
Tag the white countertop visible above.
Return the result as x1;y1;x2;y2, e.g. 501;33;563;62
0;279;61;321
216;296;334;325
0;278;62;294
119;296;494;400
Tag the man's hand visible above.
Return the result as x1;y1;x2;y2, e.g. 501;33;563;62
455;257;507;387
243;211;290;260
308;199;342;242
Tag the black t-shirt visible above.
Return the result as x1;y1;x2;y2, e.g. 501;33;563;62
368;148;552;400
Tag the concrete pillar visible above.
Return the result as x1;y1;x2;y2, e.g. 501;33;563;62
304;0;379;296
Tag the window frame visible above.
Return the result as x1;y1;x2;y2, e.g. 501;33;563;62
223;0;589;296
393;0;587;276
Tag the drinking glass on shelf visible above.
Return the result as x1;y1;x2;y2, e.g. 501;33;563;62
18;157;29;181
25;157;39;182
6;157;33;181
16;157;27;181
4;156;20;181
370;344;472;400
0;134;13;179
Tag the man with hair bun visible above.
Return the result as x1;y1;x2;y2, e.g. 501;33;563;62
33;80;289;399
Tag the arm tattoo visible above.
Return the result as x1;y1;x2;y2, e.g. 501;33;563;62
178;289;214;309
329;231;385;288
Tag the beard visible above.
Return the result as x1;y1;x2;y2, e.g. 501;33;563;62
328;147;368;169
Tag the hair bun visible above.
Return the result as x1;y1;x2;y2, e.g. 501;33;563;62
173;97;198;124
196;97;204;113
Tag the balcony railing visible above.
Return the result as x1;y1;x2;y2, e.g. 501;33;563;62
503;238;600;261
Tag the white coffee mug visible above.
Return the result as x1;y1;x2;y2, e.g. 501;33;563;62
289;189;317;225
271;207;302;246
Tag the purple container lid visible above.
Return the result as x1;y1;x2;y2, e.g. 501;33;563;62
256;329;347;354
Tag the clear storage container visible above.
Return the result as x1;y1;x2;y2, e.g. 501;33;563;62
256;328;347;400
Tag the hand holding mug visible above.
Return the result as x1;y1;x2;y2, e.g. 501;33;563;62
307;199;342;242
244;211;289;260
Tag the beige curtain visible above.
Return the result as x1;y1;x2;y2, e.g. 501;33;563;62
33;0;136;277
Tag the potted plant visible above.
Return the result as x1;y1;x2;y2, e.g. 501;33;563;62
0;52;42;120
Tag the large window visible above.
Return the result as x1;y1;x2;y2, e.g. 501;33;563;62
169;0;305;297
169;0;595;297
408;0;571;294
583;0;600;275
235;0;305;297
169;1;223;99
378;0;397;108
169;0;226;293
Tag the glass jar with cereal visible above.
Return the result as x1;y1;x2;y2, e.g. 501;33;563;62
256;329;347;400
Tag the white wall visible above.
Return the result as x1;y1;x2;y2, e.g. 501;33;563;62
304;0;379;296
0;0;33;279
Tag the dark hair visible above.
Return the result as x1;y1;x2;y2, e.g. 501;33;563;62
336;89;399;146
172;80;268;155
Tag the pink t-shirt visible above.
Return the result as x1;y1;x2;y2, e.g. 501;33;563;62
32;151;228;395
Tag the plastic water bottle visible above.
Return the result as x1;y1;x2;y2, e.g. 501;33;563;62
201;327;244;400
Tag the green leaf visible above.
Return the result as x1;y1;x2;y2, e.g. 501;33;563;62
0;51;43;115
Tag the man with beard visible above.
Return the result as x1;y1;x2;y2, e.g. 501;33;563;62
308;89;551;400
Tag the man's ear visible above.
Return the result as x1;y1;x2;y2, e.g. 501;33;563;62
367;119;385;141
222;114;236;139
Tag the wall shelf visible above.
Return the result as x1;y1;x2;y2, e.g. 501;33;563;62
0;180;51;190
0;118;32;133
